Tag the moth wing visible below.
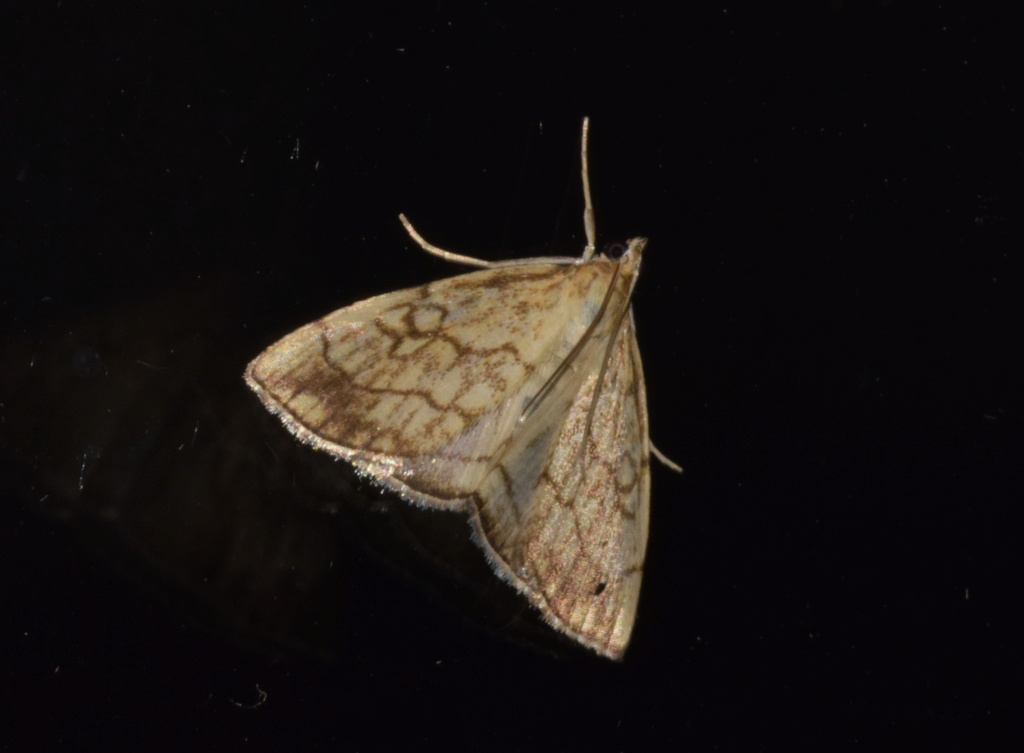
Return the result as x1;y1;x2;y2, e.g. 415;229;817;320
470;312;651;659
245;261;616;509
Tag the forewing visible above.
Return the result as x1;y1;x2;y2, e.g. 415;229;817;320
470;312;651;658
245;261;615;508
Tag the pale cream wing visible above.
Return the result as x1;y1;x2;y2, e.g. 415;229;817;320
470;311;651;659
245;260;619;508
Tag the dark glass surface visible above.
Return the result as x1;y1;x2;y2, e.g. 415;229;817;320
3;3;1021;749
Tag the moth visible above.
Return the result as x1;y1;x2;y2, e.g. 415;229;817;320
245;119;680;659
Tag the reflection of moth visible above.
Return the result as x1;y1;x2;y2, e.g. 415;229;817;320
245;119;679;659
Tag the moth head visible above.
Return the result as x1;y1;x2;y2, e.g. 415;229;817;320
600;237;646;276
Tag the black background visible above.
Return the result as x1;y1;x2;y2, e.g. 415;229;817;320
2;2;1022;749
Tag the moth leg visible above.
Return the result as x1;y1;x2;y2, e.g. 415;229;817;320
650;441;683;473
580;117;596;261
399;213;496;269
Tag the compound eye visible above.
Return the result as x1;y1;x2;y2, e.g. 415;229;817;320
601;241;628;260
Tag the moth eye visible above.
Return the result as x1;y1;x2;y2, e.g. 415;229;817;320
601;241;628;260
